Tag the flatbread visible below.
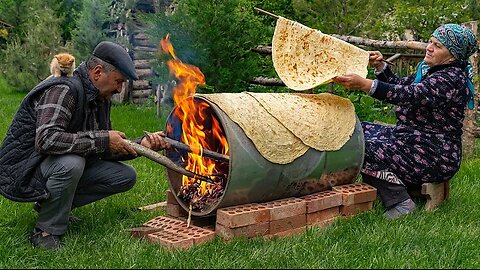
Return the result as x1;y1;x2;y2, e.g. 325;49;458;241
198;93;309;164
272;17;369;91
247;92;355;151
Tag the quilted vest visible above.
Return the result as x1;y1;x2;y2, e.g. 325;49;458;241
0;74;85;202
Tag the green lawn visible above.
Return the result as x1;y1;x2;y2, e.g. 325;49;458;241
0;87;479;268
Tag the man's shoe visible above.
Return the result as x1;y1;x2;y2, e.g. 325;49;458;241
384;198;416;220
33;202;81;223
30;228;63;250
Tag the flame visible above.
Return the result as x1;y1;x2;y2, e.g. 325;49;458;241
160;34;229;198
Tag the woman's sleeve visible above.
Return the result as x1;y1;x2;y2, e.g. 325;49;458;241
371;69;466;107
376;65;416;85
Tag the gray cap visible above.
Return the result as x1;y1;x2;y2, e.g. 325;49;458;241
93;41;139;80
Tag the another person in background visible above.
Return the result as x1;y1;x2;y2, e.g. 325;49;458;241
332;24;478;219
0;41;169;250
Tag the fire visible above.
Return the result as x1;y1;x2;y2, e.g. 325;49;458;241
159;34;229;203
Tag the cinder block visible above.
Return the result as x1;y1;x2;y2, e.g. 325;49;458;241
166;203;188;218
306;206;340;225
261;197;306;220
332;183;377;205
216;203;270;228
166;189;178;205
301;190;342;213
269;215;306;234
340;201;373;217
216;222;270;240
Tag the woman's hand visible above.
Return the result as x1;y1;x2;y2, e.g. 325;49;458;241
369;51;386;71
141;131;170;151
332;73;373;93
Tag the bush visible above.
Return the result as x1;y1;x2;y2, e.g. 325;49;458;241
0;5;63;92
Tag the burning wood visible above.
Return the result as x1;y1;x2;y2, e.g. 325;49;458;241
159;34;229;212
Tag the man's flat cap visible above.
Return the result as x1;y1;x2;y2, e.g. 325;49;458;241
93;41;139;80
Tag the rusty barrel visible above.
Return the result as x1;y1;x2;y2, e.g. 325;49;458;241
165;94;365;216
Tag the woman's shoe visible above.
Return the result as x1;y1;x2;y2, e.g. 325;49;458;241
384;198;416;220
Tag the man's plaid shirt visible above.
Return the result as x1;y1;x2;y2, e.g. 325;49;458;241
34;84;110;157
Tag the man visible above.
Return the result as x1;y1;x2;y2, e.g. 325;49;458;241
0;41;169;250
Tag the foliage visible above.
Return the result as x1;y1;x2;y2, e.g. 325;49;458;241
51;0;83;42
142;0;274;93
292;0;392;36
382;0;473;41
0;1;64;92
70;0;113;62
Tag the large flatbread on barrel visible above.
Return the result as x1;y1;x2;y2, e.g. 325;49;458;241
247;92;355;151
198;93;309;164
272;17;369;91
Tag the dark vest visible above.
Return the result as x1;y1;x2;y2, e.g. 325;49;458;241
0;75;85;202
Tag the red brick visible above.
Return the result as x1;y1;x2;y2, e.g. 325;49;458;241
264;226;306;239
340;201;374;217
261;197;306;220
308;217;338;229
216;222;270;240
146;230;194;250
332;183;377;205
301;190;342;213
269;215;306;234
306;206;340;225
144;216;186;228
216;203;270;228
166;203;188;218
142;216;216;249
164;225;215;245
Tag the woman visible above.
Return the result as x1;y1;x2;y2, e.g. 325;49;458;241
332;24;478;219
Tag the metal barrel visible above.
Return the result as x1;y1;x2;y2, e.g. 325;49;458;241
165;95;365;216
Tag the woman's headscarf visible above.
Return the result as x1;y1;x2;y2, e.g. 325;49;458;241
414;24;478;109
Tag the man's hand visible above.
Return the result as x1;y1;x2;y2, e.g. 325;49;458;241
332;74;373;93
141;131;170;151
108;130;137;156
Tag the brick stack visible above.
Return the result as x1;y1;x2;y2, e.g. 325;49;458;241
332;183;377;217
130;183;377;249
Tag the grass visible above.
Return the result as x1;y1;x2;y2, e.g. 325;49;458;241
1;85;480;268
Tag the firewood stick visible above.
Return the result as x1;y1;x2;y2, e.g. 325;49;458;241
254;7;280;19
144;131;230;163
125;140;215;184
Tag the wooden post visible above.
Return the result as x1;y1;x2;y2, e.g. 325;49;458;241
461;21;478;158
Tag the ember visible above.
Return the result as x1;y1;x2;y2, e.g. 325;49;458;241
160;34;229;211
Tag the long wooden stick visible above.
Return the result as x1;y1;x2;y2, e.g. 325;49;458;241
125;140;215;184
161;135;230;163
254;7;279;19
143;131;229;163
253;7;427;52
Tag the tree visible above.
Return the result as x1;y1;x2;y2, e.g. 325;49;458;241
143;0;275;93
0;0;64;91
71;0;112;62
